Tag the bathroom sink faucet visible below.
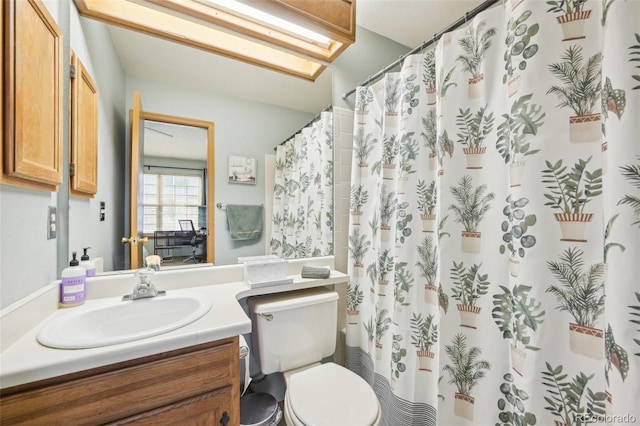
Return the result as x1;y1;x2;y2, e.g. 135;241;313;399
123;267;166;301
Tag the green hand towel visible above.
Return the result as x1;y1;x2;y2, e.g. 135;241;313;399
226;204;263;240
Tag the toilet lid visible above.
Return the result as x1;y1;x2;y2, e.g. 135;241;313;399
288;363;379;426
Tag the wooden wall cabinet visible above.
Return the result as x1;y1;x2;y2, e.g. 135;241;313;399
0;337;241;426
2;0;63;191
70;50;98;197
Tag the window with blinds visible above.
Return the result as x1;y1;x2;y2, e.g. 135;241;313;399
143;173;202;233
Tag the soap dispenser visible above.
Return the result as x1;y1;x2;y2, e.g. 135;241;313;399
80;247;96;277
60;252;87;308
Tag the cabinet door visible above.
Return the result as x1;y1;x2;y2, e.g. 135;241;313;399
70;51;99;197
113;387;236;426
2;0;63;190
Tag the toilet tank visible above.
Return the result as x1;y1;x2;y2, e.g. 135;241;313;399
249;287;339;375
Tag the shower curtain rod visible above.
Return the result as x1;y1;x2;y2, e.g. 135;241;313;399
275;104;333;150
341;0;500;100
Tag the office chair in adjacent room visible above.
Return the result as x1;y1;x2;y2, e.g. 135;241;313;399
179;219;206;263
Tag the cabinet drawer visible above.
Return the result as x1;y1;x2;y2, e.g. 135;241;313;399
113;386;235;425
0;338;239;425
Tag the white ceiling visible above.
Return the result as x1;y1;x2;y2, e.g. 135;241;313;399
106;0;485;115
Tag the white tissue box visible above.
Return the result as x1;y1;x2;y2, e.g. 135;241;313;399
241;256;291;288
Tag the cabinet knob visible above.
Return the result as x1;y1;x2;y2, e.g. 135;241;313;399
220;411;230;425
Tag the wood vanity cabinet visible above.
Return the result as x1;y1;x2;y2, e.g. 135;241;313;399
1;0;63;191
0;337;240;426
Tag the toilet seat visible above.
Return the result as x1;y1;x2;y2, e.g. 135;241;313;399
285;363;380;426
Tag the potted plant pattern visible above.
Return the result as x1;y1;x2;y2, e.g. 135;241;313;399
346;283;364;325
449;175;495;253
456;19;497;99
410;313;438;372
385;74;401;127
275;156;286;178
547;45;602;143
542;157;602;242
421;109;438;171
417;235;438;304
438;65;458;103
438;130;455;176
401;73;420;117
423;51;437;105
274;182;285;204
354;128;377;177
601;77;626;173
443;333;491;420
380;183;397;242
546;247;606;360
364;316;375;356
541;363;606;426
499;195;537;277
629;292;640;353
492;284;544;376
456;105;494;169
618;156;640;226
378;134;399;180
503;10;539;97
547;0;593;41
604;324;629;405
393;262;413;325
390;333;407;389
350;184;369;226
375;308;392;360
632;33;640;90
372;248;394;296
496;373;536;425
284;211;295;236
348;228;370;278
355;85;374;124
417;179;438;233
496;94;545;187
398;132;418;194
271;212;283;234
450;261;490;329
395;201;412;257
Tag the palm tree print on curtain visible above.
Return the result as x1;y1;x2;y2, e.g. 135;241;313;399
270;111;333;259
345;1;640;424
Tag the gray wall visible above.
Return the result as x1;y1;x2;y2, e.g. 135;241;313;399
68;7;127;272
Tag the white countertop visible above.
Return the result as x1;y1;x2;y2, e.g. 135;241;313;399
0;260;348;390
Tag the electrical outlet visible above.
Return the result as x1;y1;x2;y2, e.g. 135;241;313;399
100;201;106;221
48;206;57;239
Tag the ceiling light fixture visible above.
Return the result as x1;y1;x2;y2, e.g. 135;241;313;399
199;0;331;47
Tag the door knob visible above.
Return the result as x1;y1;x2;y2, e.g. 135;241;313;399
121;236;148;245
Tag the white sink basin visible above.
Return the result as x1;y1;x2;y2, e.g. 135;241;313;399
37;291;212;349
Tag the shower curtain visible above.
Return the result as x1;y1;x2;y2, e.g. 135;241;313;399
270;111;333;258
345;1;640;424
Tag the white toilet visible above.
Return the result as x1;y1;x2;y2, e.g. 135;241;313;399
249;287;381;426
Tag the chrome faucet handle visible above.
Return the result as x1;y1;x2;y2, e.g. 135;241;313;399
123;268;166;301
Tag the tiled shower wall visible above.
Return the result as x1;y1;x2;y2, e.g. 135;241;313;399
333;106;354;365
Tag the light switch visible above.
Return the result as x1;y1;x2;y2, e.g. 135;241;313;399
48;206;57;239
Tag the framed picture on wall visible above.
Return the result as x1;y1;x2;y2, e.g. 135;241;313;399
228;155;257;184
